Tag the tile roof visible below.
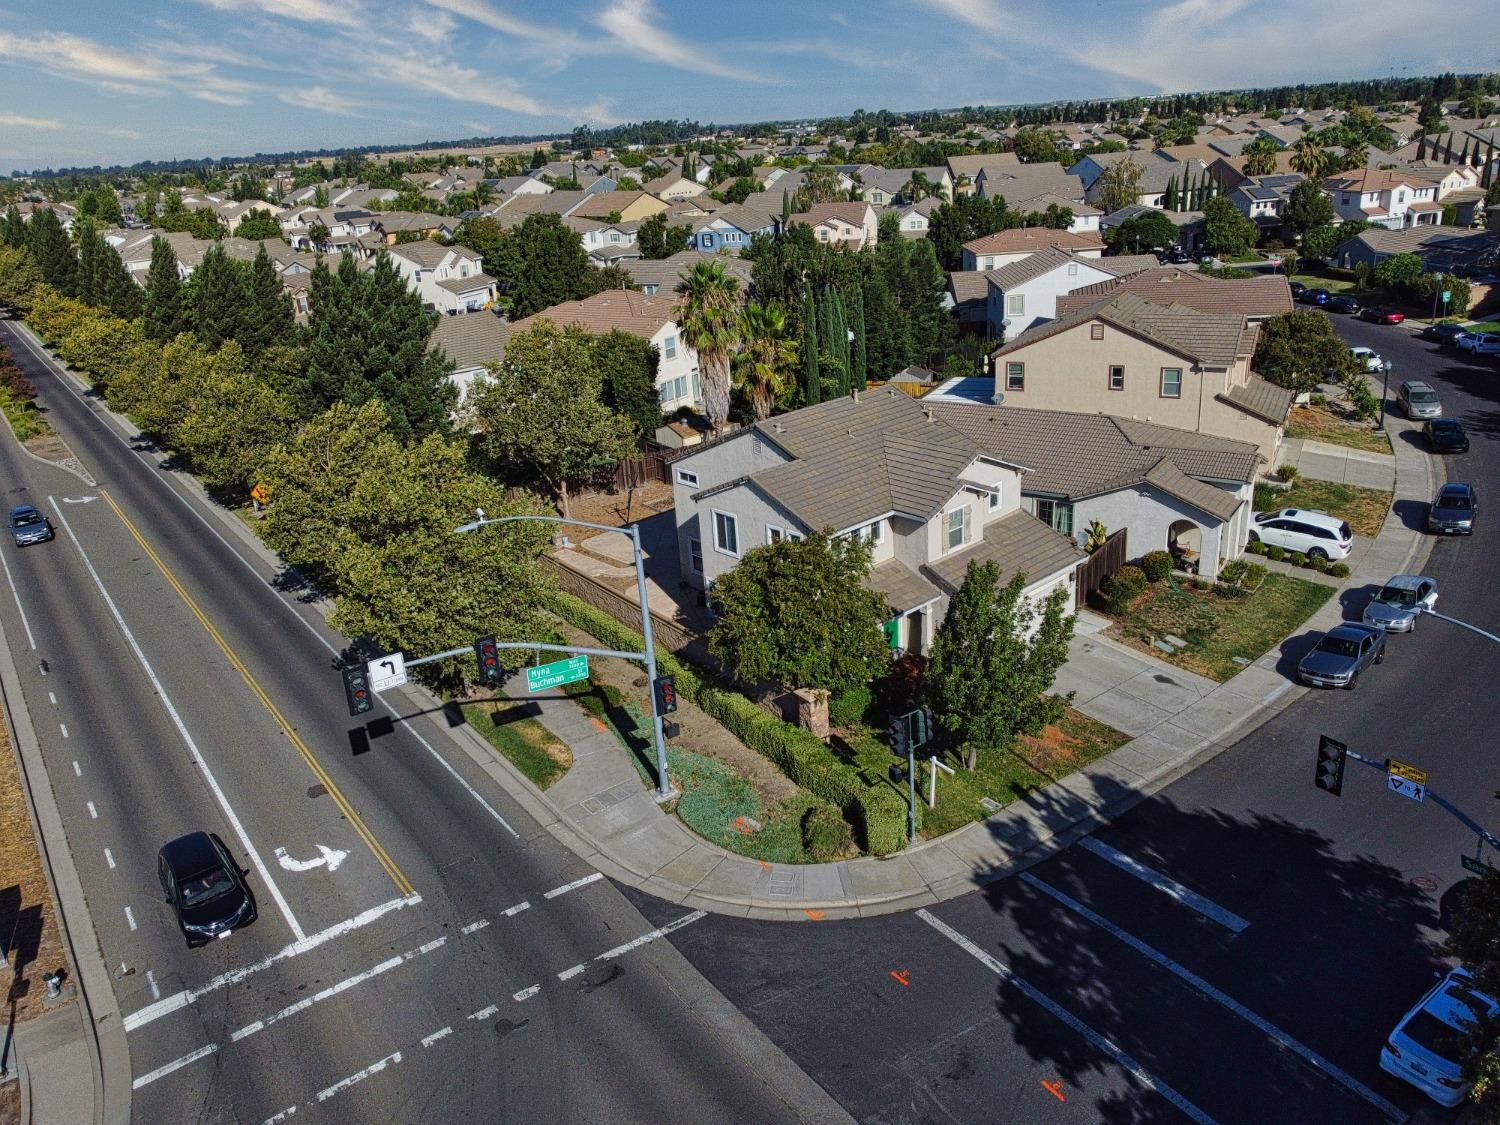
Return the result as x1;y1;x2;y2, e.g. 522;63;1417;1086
1218;375;1294;425
947;271;992;304
946;153;1020;179
510;289;679;340
1323;168;1418;193
617;251;754;295
789;202;873;230
987;247;1157;293
1142;459;1242;521
962;227;1105;257
435;272;495;294
993;291;1250;367
427;312;512;370
1054;268;1294;318
922;510;1085;596
868;560;942;616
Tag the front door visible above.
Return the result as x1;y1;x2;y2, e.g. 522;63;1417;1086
906;610;925;656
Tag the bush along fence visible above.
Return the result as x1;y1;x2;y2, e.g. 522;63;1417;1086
543;589;911;856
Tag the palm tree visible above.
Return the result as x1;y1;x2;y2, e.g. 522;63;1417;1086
471;180;496;208
1339;143;1369;172
1289;137;1328;179
1242;138;1278;177
735;301;798;421
674;260;742;433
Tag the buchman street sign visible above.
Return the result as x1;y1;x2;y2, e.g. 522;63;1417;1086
1463;855;1490;876
368;651;408;693
526;654;589;692
1387;758;1428;803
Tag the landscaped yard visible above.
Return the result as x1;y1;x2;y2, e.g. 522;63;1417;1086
836;708;1129;840
461;699;573;789
1463;321;1500;334
1257;477;1392;539
1285;403;1391;455
1110;573;1334;681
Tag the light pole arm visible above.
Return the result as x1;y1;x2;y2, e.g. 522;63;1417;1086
455;513;630;539
1419;606;1500;647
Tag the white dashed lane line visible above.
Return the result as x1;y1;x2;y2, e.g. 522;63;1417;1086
87;801;97;819
512;985;540;1002
104;848;115;870
557;964;585;982
132;1044;217;1090
59;723;68;739
467;1004;498;1022
420;1027;452;1048
124;906;137;931
71;760;79;776
502;901;530;917
460;919;489;935
314;1051;401;1104
48;692;56;705
543;872;603;900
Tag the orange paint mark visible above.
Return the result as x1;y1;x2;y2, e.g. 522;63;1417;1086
759;860;771;871
590;718;607;732
803;909;824;921
1041;1080;1064;1103
733;817;754;836
889;969;910;987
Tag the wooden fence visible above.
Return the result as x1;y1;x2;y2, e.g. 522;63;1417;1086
1075;529;1127;608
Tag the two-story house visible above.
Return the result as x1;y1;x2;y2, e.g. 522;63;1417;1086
1225;173;1305;230
680;204;777;253
1323;169;1441;229
988;291;1293;465
960;228;1105;272
891;197;942;240
509;290;702;413
983;247;1159;340
669;391;1085;655
388;242;496;314
787;202;879;249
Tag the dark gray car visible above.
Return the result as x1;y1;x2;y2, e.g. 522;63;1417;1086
1429;483;1477;535
8;505;53;547
1297;623;1386;689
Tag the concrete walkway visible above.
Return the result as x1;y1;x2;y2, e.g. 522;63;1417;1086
1280;435;1396;489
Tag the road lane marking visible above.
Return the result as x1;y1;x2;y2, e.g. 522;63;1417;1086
97;490;414;898
274;845;347;873
917;909;1218;1125
421;1026;452;1048
71;760;79;776
544;872;603;899
59;723;68;738
557;964;585;981
314;1051;401;1103
467;1004;498;1022
1077;837;1249;933
146;969;159;1000
123;894;419;1032
47;692;56;705
460;919;489;935
132;1043;217;1089
124;906;137;931
0;542;37;650
86;801;97;819
262;1108;296;1124
502;901;530;917
50;497;307;941
513;984;540;1002
395;718;519;838
594;910;706;962
229;937;446;1044
104;848;115;869
1021;874;1403;1120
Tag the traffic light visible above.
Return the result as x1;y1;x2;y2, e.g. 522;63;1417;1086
888;712;908;757
1315;734;1347;796
653;675;678;715
342;664;372;717
922;707;935;746
474;635;502;687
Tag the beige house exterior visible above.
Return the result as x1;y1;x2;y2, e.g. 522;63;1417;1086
988;292;1292;466
787;202;878;249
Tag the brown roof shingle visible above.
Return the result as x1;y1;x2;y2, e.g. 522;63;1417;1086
1055;267;1294;318
962;228;1104;258
922;510;1085;596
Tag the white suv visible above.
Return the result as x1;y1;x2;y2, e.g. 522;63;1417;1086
1250;508;1354;560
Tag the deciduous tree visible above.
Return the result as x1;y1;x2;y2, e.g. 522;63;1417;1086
1253;310;1358;394
1283;179;1335;235
1202;196;1258;257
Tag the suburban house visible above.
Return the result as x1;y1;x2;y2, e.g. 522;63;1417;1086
973;164;1086;209
678;204;777;253
892;197;942;239
1333;226;1499;274
1053;267;1294;322
568;190;671;223
372;211;456;243
564;216;640;256
1101;203;1205;254
982;247;1159;340
1070;150;1198;209
986;290;1292;465
642;172;706;201
926;390;1258;580
668;391;1085;656
787;202;879;249
619;251;754;297
1322;169;1441;229
388;242;496;314
509;290;702;413
1225;173;1305;229
427;312;513;404
960;227;1105;272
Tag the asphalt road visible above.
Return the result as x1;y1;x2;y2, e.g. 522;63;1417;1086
0;319;837;1124
627;315;1500;1123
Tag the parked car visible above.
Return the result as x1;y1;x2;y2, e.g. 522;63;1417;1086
1380;968;1499;1107
1454;331;1500;355
1362;574;1438;632
1359;306;1406;324
1428;482;1477;535
1299;287;1331;306
1164;246;1191;264
1348;346;1384;372
1398;381;1443;420
1249;508;1354;561
1421;322;1467;346
1297;623;1385;689
1423;418;1470;454
1326;295;1360;314
1288;281;1306;298
157;831;257;948
8;505;53;547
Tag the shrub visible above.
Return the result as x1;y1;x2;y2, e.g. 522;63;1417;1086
1253;482;1280;512
1287;551;1308;568
1266;545;1286;562
1139;551;1173;583
802;803;854;861
856;786;909;856
1310;394;1328;407
1278;463;1300;482
1243;562;1268;586
1192;579;1212;592
1246;539;1267;555
828;685;872;728
1101;565;1148;613
1214;581;1248;598
1307;555;1329;573
1328;562;1351;578
1218;558;1247;584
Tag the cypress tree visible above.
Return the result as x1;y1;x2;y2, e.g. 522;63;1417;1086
852;285;867;388
189;244;246;350
1181;167;1195;212
800;288;820;405
781;190;792;225
26;207;77;295
144;236;186;342
76;223;104;306
98;243;143;321
2;206;24;248
1163;175;1178;211
1459;137;1471;166
1417;134;1427;160
1483;140;1495;189
240;244;295;356
834;290;851;393
1445;133;1456;163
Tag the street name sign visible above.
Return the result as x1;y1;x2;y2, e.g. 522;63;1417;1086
368;651;408;693
1463;854;1489;876
1387;758;1427;803
526;654;589;692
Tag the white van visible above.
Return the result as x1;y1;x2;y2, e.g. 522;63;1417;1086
1249;508;1354;560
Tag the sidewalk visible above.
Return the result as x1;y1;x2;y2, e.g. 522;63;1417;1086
1280;435;1396;489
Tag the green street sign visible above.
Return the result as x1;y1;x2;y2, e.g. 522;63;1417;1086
526;654;589;692
1442;290;1452;302
1463;854;1489;876
883;618;901;650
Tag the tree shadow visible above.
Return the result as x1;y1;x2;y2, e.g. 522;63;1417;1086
1390;499;1430;533
1338;583;1380;622
1273;630;1323;679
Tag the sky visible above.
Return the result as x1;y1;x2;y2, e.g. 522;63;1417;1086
0;0;1492;174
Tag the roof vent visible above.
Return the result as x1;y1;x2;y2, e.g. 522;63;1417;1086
922;407;933;422
851;388;860;402
774;422;786;433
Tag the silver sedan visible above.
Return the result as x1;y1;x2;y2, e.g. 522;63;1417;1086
1362;574;1438;633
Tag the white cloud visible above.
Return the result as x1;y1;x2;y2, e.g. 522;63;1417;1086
0;28;259;105
0;112;63;130
924;0;1008;33
596;0;760;82
464;120;492;133
425;0;574;44
193;0;364;29
380;54;560;117
278;86;365;117
102;127;143;140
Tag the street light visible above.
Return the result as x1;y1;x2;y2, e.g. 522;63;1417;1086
455;512;674;799
1377;357;1393;432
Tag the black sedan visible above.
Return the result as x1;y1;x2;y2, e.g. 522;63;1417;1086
1422;322;1468;346
1297;623;1386;689
1289;281;1306;298
158;831;257;947
1299;288;1332;306
1424;418;1470;454
1326;295;1361;314
8;505;53;547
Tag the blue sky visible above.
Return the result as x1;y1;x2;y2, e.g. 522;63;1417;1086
0;0;1490;174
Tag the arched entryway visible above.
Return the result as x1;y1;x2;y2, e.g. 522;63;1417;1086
1168;519;1202;572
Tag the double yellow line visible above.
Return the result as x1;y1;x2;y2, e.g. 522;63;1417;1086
100;489;414;898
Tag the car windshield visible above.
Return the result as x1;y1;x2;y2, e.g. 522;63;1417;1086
1433;424;1462;436
11;511;42;527
1401;1007;1470;1061
1376;586;1418;606
1317;637;1360;658
1437;494;1472;510
1410;391;1438;404
179;866;235;907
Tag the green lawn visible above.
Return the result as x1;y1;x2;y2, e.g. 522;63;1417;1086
1111;573;1334;682
1258;478;1392;539
460;700;571;789
1285;404;1391;455
1464;321;1500;334
836;708;1129;840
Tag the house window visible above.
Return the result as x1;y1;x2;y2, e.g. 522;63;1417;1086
1067;263;1078;276
946;507;967;550
1005;293;1026;316
689;538;703;574
713;511;739;556
1396;191;1405;203
1342;193;1351;206
1160;367;1183;398
987;487;1001;511
1035;498;1074;536
611;232;620;242
818;228;829;241
1006;362;1025;391
1091;323;1105;340
982;256;992;270
728;231;741;242
664;335;678;360
675;468;699;487
1109;365;1124;390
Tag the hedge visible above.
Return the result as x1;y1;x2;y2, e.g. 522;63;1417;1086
543;590;908;854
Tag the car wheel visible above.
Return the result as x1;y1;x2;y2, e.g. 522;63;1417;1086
1247;530;1260;543
1344;674;1358;690
1374;649;1385;665
1308;547;1329;561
